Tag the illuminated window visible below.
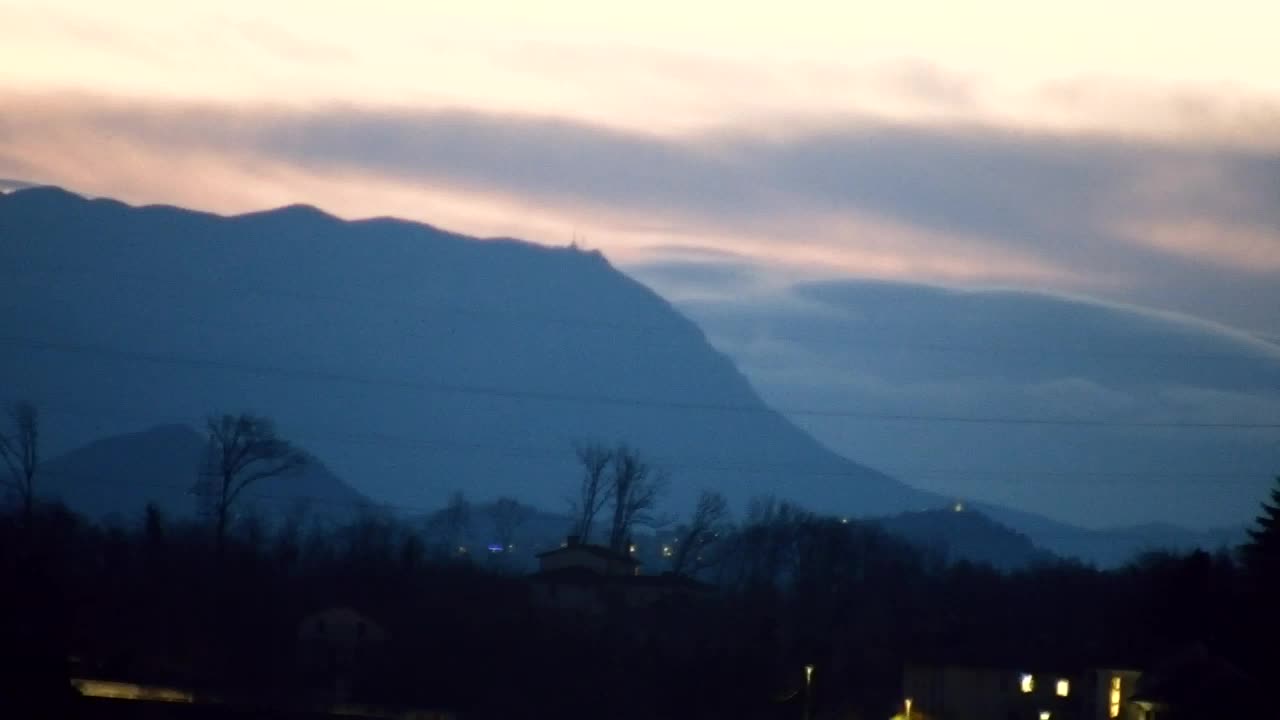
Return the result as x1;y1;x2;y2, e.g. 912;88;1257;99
1039;712;1051;720
1020;674;1035;693
1109;676;1122;718
1056;679;1069;697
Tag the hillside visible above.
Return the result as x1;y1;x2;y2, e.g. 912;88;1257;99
873;507;1057;570
38;424;368;524
0;186;936;518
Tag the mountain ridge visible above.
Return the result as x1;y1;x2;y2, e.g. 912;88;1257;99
1;185;1251;565
1;186;935;518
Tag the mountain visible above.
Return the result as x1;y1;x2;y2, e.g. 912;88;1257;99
0;186;937;521
872;507;1056;570
38;424;368;524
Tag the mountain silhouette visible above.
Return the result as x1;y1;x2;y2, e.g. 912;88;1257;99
38;423;367;524
1;186;937;520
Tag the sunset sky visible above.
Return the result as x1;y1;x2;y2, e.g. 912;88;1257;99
3;1;1280;527
3;0;1279;331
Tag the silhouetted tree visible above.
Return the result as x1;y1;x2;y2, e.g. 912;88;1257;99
0;401;39;530
488;497;530;552
435;490;471;556
1242;475;1280;586
570;441;613;542
605;444;667;553
671;490;729;576
199;413;306;559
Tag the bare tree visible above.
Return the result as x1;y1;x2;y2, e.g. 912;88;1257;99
569;441;614;542
200;413;307;559
488;496;530;551
436;490;471;556
0;401;39;529
605;444;667;553
670;490;730;576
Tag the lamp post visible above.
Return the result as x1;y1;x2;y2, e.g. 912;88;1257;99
803;665;815;720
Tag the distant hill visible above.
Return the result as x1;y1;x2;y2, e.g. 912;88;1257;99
38;424;368;525
873;507;1056;570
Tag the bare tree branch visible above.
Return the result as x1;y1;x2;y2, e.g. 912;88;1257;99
570;440;614;542
201;412;307;559
671;490;730;576
0;401;39;528
605;444;668;553
488;497;530;552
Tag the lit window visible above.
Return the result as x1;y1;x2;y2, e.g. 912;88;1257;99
1039;712;1051;720
1056;679;1069;697
1020;674;1034;693
1109;676;1122;718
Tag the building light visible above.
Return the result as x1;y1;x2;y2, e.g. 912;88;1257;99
661;545;672;557
1020;674;1034;693
1039;712;1051;720
1109;676;1122;718
840;517;849;524
629;544;637;554
953;501;965;512
1056;679;1069;697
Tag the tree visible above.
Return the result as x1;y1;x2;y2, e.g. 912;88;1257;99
605;444;667;553
569;441;613;542
0;401;39;529
670;490;730;576
199;413;307;559
1242;475;1280;583
434;490;471;556
488;497;530;552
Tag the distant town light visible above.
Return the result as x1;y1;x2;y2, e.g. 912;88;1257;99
1056;679;1069;697
629;544;637;554
840;517;849;524
953;501;965;512
1020;674;1034;693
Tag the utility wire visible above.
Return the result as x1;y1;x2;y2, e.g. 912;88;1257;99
6;335;1279;429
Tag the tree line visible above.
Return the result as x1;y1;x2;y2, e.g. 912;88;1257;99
2;402;1278;719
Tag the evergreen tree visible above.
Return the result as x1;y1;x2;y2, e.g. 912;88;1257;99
1241;475;1280;582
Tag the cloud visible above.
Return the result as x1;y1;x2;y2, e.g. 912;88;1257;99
673;277;1280;529
1;91;1278;334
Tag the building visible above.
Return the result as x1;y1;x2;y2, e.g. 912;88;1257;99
535;534;641;577
297;606;388;703
903;664;1144;720
529;535;710;615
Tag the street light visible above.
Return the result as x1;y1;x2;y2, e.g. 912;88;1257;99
802;665;815;720
905;697;913;719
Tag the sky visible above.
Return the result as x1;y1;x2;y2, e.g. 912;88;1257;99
2;1;1278;527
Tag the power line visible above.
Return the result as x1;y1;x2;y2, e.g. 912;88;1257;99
7;258;1280;365
5;334;1279;429
30;402;1275;486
